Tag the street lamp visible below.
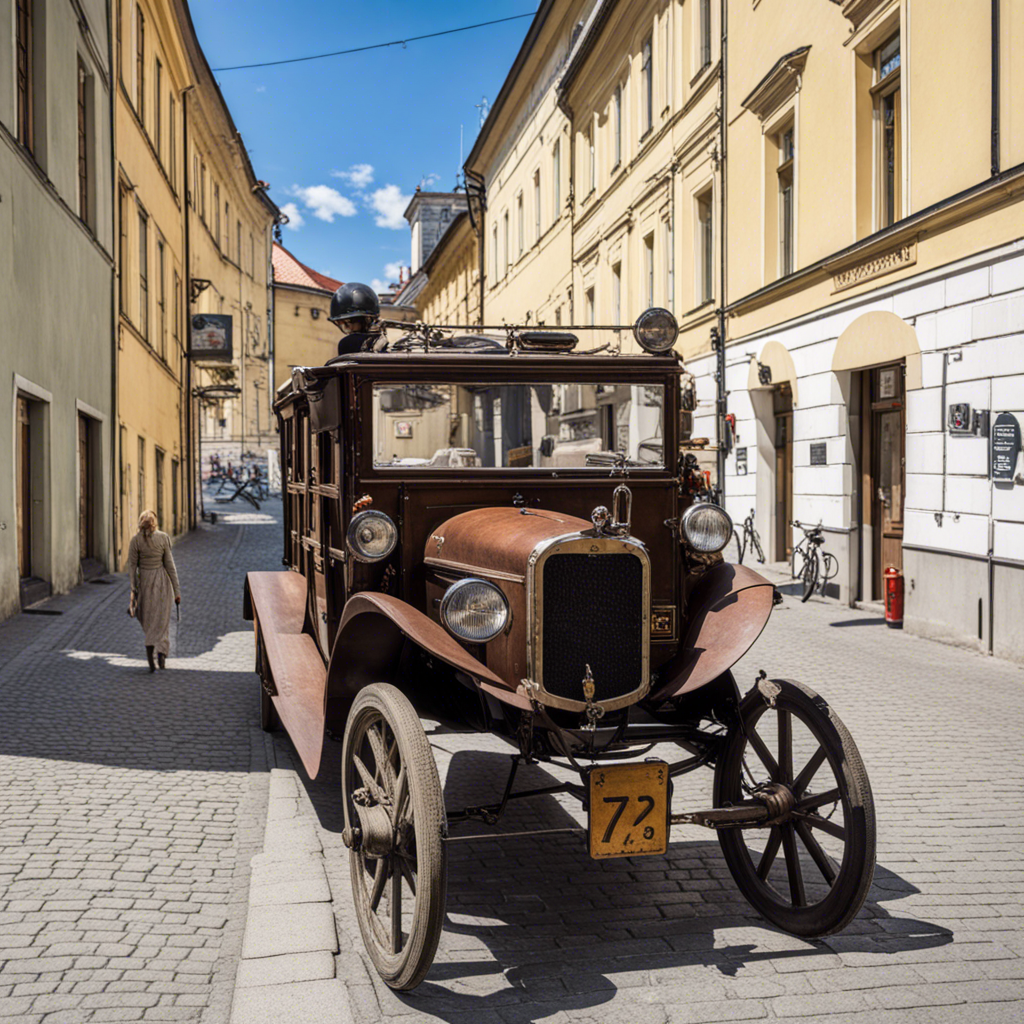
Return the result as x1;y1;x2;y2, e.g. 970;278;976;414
192;384;241;522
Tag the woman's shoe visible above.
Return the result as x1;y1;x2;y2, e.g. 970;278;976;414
158;653;166;670
146;646;156;673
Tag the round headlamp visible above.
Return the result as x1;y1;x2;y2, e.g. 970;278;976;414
632;307;679;354
440;578;510;643
681;502;733;553
347;510;397;563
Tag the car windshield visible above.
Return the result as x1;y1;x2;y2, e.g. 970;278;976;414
372;382;665;469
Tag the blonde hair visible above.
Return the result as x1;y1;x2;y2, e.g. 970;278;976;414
138;510;158;538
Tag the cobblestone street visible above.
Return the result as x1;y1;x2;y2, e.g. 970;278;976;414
3;498;1024;1024
0;502;283;1023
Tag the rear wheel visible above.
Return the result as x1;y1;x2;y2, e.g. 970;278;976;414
714;679;875;936
751;532;765;565
342;684;447;991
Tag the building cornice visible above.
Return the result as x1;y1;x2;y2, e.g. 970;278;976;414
740;46;810;123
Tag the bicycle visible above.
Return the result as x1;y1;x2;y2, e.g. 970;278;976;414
790;520;838;602
733;509;765;565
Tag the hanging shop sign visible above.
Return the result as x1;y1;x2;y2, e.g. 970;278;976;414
991;412;1021;481
190;314;233;361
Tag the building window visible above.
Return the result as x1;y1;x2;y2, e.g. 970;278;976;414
16;0;35;153
503;210;509;276
644;232;655;309
777;125;795;276
171;459;179;534
250;233;255;277
200;163;206;220
533;170;541;243
874;32;901;228
699;0;712;70
169;97;177;188
492;223;498;280
154;59;162;159
585;287;596;326
77;61;91;226
155;448;165;529
225;202;230;253
138;210;149;338
214;184;220;245
157;239;166;358
587;124;595;193
612;262;622;324
642;35;653;137
517;193;524;257
137;437;146;513
553;140;561;217
173;271;181;349
613;84;623;168
119;186;130;313
697;188;713;305
136;6;145;123
237;221;242;266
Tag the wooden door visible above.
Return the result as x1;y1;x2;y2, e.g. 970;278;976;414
17;398;31;577
774;384;794;561
79;414;92;559
871;364;904;595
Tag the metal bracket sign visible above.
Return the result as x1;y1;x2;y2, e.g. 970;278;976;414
190;314;233;361
991;412;1021;481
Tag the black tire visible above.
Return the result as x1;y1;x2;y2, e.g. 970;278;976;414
342;684;447;991
733;529;745;565
821;553;838;593
714;679;875;937
751;533;765;564
801;551;819;602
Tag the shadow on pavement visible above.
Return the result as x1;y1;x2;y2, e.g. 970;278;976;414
291;743;953;1023
829;617;889;628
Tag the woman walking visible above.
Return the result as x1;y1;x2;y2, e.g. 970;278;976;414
127;510;181;672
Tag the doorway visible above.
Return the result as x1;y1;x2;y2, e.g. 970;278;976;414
773;383;794;561
18;397;32;578
866;363;905;598
79;414;93;562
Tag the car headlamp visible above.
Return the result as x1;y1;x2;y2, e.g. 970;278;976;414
681;502;733;553
632;307;679;354
440;578;510;643
347;510;397;563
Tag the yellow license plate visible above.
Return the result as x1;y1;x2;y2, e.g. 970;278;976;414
588;761;669;859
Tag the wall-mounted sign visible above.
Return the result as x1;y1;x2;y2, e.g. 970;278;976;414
736;447;748;475
878;367;898;400
991;412;1021;481
190;314;233;361
810;442;827;466
394;421;413;439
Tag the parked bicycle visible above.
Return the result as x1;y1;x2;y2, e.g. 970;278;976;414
791;520;838;602
733;509;765;565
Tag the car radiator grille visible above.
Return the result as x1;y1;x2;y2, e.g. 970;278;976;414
541;552;644;703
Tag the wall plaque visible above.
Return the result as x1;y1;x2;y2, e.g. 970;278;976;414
190;314;233;361
810;442;827;466
831;240;917;293
736;447;748;475
991;412;1021;481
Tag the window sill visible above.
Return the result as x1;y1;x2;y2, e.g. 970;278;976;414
689;61;713;89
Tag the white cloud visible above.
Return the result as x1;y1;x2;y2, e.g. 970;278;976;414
420;173;440;188
287;184;357;223
383;260;403;280
370;279;388;293
255;85;266;93
332;163;374;188
369;185;411;230
278;202;304;230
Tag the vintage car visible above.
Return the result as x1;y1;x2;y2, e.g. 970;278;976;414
244;309;876;991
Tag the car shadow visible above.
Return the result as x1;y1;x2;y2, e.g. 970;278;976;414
292;742;953;1023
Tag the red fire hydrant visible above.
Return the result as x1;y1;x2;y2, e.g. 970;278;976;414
883;566;903;629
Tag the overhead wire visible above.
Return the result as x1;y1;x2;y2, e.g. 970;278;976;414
211;10;538;72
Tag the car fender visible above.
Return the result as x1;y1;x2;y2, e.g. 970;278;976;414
648;563;775;703
324;592;531;728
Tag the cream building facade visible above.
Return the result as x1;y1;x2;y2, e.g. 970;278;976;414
0;0;115;618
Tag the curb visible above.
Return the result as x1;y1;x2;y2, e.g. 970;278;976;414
230;768;353;1024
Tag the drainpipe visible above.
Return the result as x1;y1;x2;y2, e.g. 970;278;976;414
991;0;1001;176
182;85;196;529
464;168;486;324
107;0;118;569
715;0;729;498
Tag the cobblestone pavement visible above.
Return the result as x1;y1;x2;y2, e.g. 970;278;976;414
282;559;1024;1023
0;499;284;1023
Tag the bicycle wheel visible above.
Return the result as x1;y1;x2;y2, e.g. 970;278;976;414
821;553;838;595
801;551;819;602
734;529;745;565
752;532;765;564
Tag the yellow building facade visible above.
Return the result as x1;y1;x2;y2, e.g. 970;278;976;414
114;0;191;564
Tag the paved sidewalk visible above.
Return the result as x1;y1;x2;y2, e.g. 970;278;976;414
276;564;1024;1023
0;501;284;1023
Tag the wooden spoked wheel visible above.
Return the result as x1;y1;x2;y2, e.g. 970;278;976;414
341;684;447;990
714;679;875;936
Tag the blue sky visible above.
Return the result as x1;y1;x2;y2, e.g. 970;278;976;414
190;1;536;289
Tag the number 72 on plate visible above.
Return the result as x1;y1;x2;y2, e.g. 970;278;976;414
588;761;669;859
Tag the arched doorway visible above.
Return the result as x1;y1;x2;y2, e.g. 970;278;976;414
832;312;921;600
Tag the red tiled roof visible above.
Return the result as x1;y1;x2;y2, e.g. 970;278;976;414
272;242;343;294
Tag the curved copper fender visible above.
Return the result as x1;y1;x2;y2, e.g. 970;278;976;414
648;563;775;703
325;593;532;727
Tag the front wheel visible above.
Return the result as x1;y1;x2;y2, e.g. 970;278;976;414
342;684;447;991
714;679;875;937
800;551;819;602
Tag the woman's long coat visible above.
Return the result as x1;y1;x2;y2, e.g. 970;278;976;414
127;530;180;656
